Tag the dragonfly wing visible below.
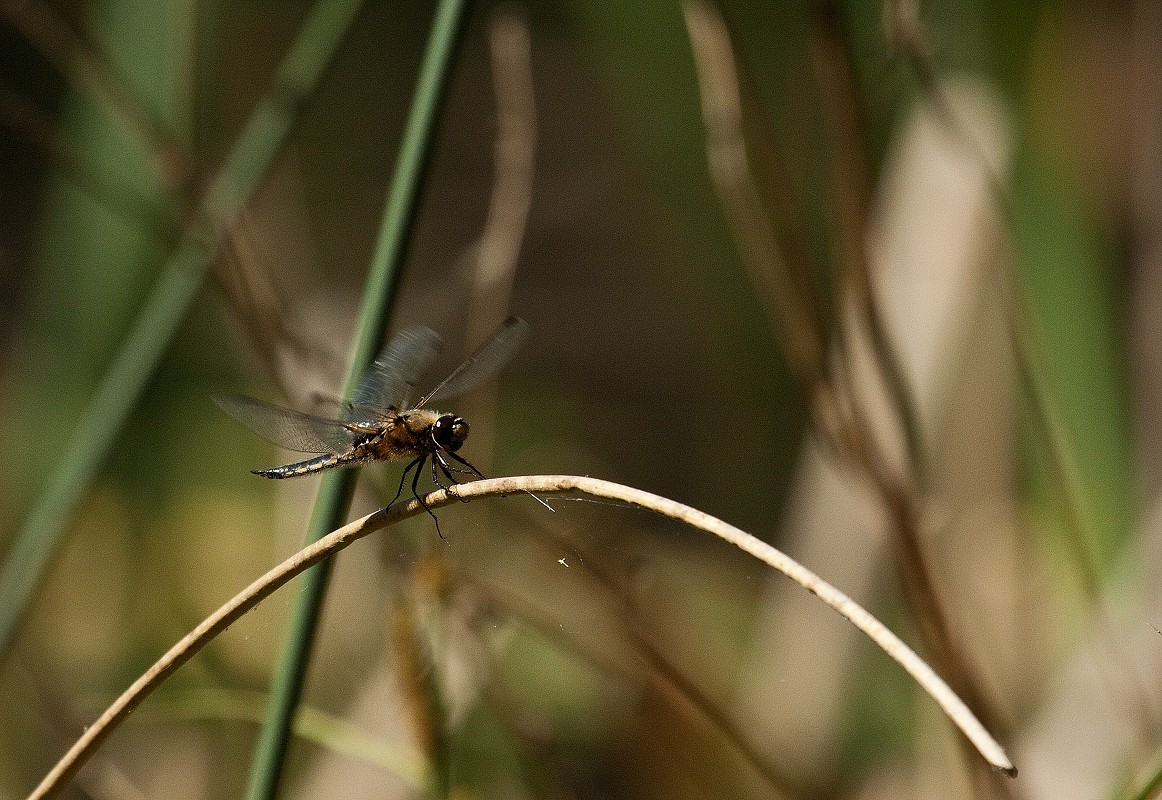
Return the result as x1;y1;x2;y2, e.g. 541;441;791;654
352;326;443;413
308;392;372;425
214;395;354;453
306;393;392;430
418;316;529;407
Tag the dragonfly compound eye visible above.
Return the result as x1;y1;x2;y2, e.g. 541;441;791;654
433;415;470;451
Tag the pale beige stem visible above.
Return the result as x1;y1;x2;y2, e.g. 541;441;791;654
29;475;1014;800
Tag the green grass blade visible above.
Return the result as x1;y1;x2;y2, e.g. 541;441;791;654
244;3;470;799
1011;150;1134;574
158;687;427;788
0;0;366;659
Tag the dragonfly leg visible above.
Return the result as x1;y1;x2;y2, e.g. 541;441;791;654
435;457;473;477
430;452;452;489
391;456;423;507
445;449;487;480
410;455;443;538
446;449;551;512
434;449;473;503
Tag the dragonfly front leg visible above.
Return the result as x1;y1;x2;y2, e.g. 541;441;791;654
446;449;486;480
433;449;472;503
430;451;451;489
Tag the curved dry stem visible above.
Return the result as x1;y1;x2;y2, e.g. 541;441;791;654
466;7;536;344
682;0;825;383
28;475;1014;799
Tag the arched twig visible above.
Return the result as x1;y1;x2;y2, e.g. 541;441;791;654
28;475;1015;800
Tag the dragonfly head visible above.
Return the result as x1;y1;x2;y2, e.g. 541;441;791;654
432;414;469;452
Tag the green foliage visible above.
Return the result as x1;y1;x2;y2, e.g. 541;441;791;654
0;0;1148;797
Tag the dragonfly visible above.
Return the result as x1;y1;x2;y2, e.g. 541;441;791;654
215;316;529;532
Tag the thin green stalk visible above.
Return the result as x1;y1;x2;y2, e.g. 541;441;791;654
160;687;426;788
244;3;470;799
0;0;366;660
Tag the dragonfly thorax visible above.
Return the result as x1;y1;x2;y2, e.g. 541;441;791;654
390;409;469;456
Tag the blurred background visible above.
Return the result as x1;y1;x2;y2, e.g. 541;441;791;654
0;1;1158;798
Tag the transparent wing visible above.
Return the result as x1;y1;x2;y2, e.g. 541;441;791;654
214;395;355;453
307;392;382;427
307;391;349;419
352;326;443;413
417;316;529;408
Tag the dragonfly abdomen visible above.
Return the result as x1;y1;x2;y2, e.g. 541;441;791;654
251;435;387;478
253;453;342;478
